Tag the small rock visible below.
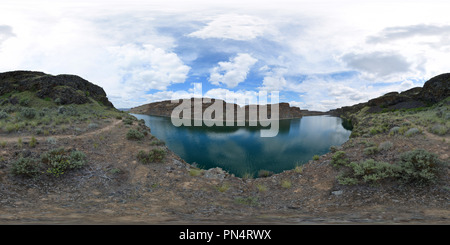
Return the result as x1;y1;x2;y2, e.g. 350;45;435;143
332;190;343;196
173;159;187;169
204;167;226;180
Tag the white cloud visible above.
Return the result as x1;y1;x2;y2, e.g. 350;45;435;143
110;43;190;90
209;53;257;88
188;14;272;41
259;67;288;92
367;24;450;46
0;25;15;46
341;51;412;79
292;75;422;112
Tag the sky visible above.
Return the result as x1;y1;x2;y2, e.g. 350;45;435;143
0;0;449;110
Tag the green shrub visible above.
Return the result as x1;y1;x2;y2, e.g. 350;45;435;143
281;180;292;188
351;159;395;183
389;126;400;136
150;140;165;146
126;129;144;140
123;117;134;125
189;168;203;176
337;176;359;185
396;149;443;185
10;157;40;177
87;123;99;129
234;196;259;206
29;136;37;148
369;128;379;135
331;151;349;167
256;184;268;192
41;147;87;177
0;111;8;119
19;98;30;106
336;149;445;186
429;124;448;135
337;159;396;185
378;141;393;151
405;127;420;137
363;146;379;155
20;108;36;119
137;148;166;164
17;137;23;148
398;126;410;135
69;150;87;169
46;137;57;145
216;182;230;192
313;155;320;161
329;145;339;153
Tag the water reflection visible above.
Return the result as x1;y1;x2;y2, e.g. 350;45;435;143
132;114;351;177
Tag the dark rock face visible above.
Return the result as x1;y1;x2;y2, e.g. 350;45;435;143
0;71;113;107
418;73;450;104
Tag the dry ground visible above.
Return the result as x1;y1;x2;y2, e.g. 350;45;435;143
0;118;448;224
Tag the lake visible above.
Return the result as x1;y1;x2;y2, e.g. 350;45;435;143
132;114;352;178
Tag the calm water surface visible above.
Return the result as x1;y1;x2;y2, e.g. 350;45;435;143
132;114;351;177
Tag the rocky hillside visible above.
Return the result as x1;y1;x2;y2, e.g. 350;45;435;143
129;98;303;120
329;73;450;118
0;70;121;136
0;70;113;107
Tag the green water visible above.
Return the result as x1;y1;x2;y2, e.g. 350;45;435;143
132;114;351;177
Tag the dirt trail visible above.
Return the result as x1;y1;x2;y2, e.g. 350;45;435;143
0;119;122;143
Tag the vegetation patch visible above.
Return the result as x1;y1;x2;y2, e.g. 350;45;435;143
363;146;379;156
396;149;444;185
429;124;448;136
41;148;87;177
126;129;145;141
0;89;126;135
281;180;292;189
11;147;87;178
137;148;166;164
335;149;445;186
378;141;393;151
234;196;259;206
189;168;204;177
331;151;350;167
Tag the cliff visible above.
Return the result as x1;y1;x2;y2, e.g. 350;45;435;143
0;70;114;107
129;98;303;120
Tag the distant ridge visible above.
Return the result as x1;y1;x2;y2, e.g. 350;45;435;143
129;98;311;120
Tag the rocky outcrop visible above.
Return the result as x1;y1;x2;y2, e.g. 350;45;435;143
0;70;114;107
418;73;450;104
329;73;450;117
130;98;303;120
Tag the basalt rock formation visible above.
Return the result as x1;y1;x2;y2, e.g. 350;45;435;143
129;98;303;120
328;73;450;117
0;70;114;107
